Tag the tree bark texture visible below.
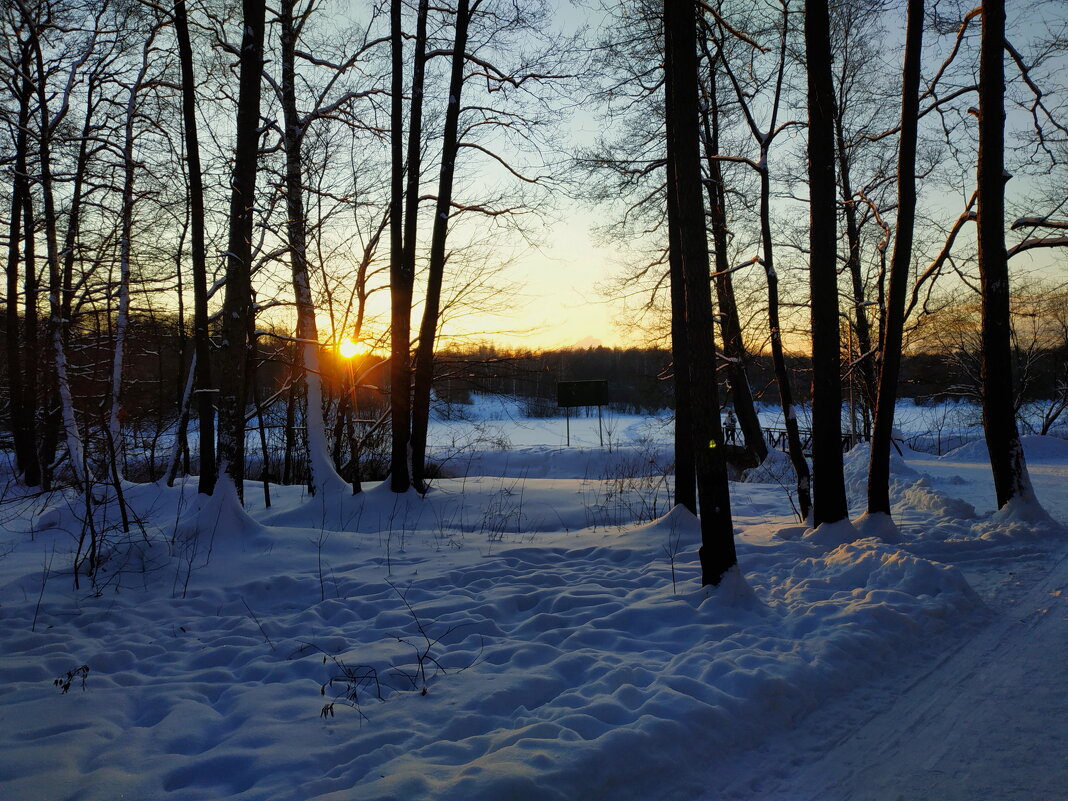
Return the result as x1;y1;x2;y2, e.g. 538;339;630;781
5;37;40;486
867;0;924;517
280;0;347;496
389;0;412;492
699;66;767;467
217;0;266;501
174;0;216;494
835;115;878;435
977;0;1032;508
665;2;695;515
411;0;470;491
664;0;737;585
805;0;849;526
25;13;87;488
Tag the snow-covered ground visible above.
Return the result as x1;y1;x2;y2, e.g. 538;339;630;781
0;399;1064;800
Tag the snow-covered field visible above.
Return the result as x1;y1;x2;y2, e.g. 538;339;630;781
0;399;1065;801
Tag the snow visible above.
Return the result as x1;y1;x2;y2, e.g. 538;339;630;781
1;399;1065;801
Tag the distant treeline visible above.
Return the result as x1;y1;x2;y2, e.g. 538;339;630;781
432;341;1068;415
2;312;1063;440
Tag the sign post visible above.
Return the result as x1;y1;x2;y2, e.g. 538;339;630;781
556;380;609;446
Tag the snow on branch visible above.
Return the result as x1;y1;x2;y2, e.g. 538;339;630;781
1011;217;1068;231
711;255;761;278
1008;237;1068;259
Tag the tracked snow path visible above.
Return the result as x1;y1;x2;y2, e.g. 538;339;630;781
689;541;1068;801
774;544;1067;801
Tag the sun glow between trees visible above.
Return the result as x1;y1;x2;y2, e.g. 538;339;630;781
338;339;363;359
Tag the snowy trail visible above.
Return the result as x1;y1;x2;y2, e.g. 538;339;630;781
703;542;1068;801
776;545;1068;801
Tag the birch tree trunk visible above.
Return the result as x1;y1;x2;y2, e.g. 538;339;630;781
24;11;87;487
279;0;347;496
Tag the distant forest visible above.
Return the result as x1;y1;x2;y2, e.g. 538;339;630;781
10;309;1059;429
433;341;1068;418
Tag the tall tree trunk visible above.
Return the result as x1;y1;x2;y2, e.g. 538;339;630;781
41;63;98;489
26;17;87;487
669;227;696;513
664;0;736;586
166;351;197;485
977;0;1032;508
174;0;216;494
279;0;346;496
109;37;154;483
805;0;849;526
759;144;812;522
6;38;40;486
665;3;695;515
835;116;877;435
411;0;470;492
23;175;43;481
402;0;431;490
282;362;297;485
216;0;266;502
763;255;813;522
699;65;767;467
867;0;924;517
388;0;412;491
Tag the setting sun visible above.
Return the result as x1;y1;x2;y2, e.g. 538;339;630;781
338;339;362;359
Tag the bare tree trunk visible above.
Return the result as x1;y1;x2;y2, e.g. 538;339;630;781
166;352;197;486
699;62;767;467
279;0;346;496
216;0;266;502
669;225;696;513
867;0;924;518
759;149;812;522
109;35;155;483
282;365;297;485
835;116;877;435
402;0;431;490
41;55;99;490
174;0;216;494
249;334;271;509
977;0;1032;508
24;190;44;480
411;0;470;492
388;0;412;491
664;0;736;585
665;6;695;515
763;259;813;522
805;0;849;526
25;15;87;487
5;37;40;486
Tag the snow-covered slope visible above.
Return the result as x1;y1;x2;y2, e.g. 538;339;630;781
0;409;1064;801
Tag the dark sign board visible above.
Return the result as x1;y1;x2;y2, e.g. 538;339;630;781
557;379;609;408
